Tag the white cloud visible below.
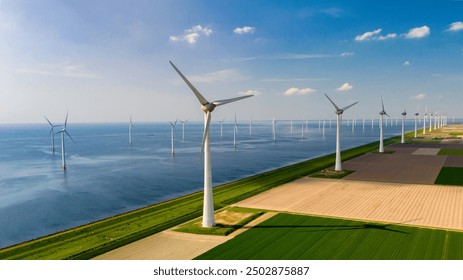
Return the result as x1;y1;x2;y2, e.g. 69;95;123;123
233;26;255;34
284;87;316;96
16;62;101;79
412;93;427;100
336;83;353;91
405;26;430;39
190;69;247;83
169;25;213;44
340;52;354;57
355;29;382;41
403;61;411;66
238;89;262;96
448;22;463;32
355;29;397;41
378;33;397;40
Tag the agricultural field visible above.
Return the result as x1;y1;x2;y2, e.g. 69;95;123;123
196;213;463;260
435;167;463;186
438;148;463;156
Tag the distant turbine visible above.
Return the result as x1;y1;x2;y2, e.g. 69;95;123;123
362;118;365;132
272;117;276;142
401;109;407;144
180;119;189;141
44;116;59;153
324;93;358;171
233;114;238;150
290;120;293;134
56;112;76;169
423;107;427;135
129;116;134;145
429;113;433;133
170;61;252;227
301;121;305;140
169;120;177;156
379;97;390;153
414;111;419;138
217;118;225;140
249;117;252;136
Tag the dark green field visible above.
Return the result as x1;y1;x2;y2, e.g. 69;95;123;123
196;213;463;260
435;167;463;186
438;148;463;156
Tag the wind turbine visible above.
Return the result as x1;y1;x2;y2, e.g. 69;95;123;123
170;61;252;227
249;117;253;136
233;114;238;150
379;97;390;153
324;93;358;171
169;120;177;156
301;121;305;140
44;116;59;153
272;116;276;142
217;118;225;140
56;112;75;169
414;111;419;138
401;109;407;144
129;116;134;145
423;106;427;135
180;119;188;141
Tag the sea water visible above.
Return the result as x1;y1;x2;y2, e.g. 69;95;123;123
0;119;424;248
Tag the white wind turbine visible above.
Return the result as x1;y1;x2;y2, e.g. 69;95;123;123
414;111;419;138
56;112;75;169
379;97;390;153
401;109;407;144
423;106;427;135
180;119;188;141
272;116;277;142
129;116;134;145
233;114;238;150
44;116;59;153
324;93;358;171
170;61;253;227
169;120;177;156
217;118;225;140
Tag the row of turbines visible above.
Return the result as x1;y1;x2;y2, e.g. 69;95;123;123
43;61;450;229
169;61;451;228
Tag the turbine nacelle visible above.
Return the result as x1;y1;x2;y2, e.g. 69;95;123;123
201;103;216;113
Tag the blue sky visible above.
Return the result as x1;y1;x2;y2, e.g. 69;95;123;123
0;0;462;123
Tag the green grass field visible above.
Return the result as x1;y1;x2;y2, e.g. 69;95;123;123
0;134;407;259
196;213;463;260
435;167;463;186
438;148;463;156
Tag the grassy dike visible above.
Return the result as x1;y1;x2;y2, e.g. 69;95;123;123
0;133;410;260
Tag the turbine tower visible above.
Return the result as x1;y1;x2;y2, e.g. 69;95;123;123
272;116;276;142
423;107;427;135
180;119;188;141
44;116;59;153
217;118;225;140
401;109;407;144
56;112;75;169
324;93;358;171
414;112;419;138
233;114;238;150
379;97;390;153
170;61;252;227
169;120;177;156
129;116;134;145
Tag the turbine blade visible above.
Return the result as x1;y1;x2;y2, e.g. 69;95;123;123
44;116;53;127
49;127;53;136
381;96;385;112
200;112;212;156
65;131;76;144
385;112;390;118
324;93;341;111
169;61;209;106
342;101;358;111
213;95;253;106
64;112;69;129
